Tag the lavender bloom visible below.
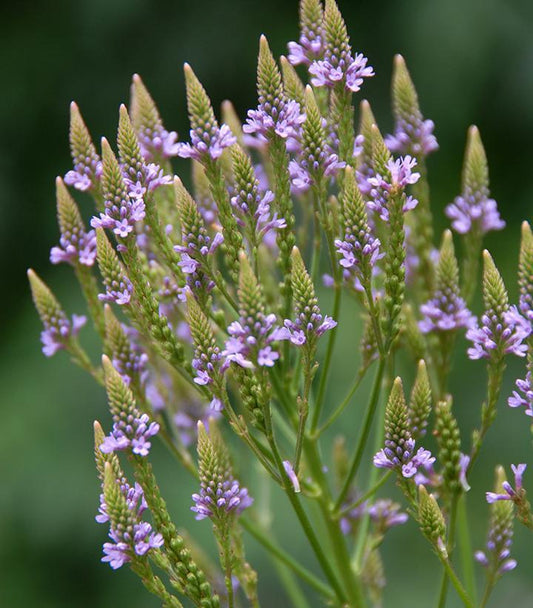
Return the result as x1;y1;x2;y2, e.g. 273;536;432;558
419;290;475;333
475;506;517;575
174;229;223;296
508;372;533;416
368;499;409;530
65;161;102;192
283;460;301;493
446;194;504;236
174;403;222;448
112;325;149;387
98;270;134;306
97;480;163;569
367;156;420;222
335;233;382;285
288;142;345;195
50;228;97;267
486;464;527;503
41;313;86;357
374;438;435;479
244;98;305;144
222;312;286;369
122;162;173;202
101;412;159;456
177;123;236;162
466;307;529;360
287;0;324;67
138;126;179;161
192;464;253;521
310;52;374;93
386;118;438;158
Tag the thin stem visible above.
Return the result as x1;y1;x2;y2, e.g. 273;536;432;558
437;496;459;608
311;282;342;430
334;357;386;511
316;363;370;437
240;518;335;601
457;494;478;606
438;554;475;608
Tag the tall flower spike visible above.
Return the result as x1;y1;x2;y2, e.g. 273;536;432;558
28;269;86;357
186;293;224;411
446;126;504;236
281;246;337;350
354;99;377;195
192;421;252;521
174;178;223;301
96;229;134;305
386;55;438;157
177;64;236;162
419;230;474;333
287;0;324;66
104;305;147;388
309;0;374;93
280;56;306;108
335;166;382;293
434;399;466;495
244;35;305;144
230;144;284;247
91;138;146;238
50;177;97;267
117;104;172;199
408;360;432;440
373;378;435;478
466;251;529;360
288;86;345;195
64;101;102;192
518;221;533;323
475;466;517;576
100;355;159;456
222;253;285;369
98;461;163;569
130;74;179;161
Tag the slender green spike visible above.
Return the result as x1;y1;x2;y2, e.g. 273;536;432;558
434;398;463;496
357;99;377;162
280;56;306;107
183;63;218;131
323;0;351;58
391;55;421;127
130;73;163;136
361;549;386;607
94;419;122;481
68;101;101;192
238;251;265;321
102;354;137;418
408;360;432;440
302;85;327;167
102;461;126;531
95;228;132;305
101;137;130;205
299;0;324;34
28;269;69;334
55;176;87;241
371;123;392;177
117;103;144;170
437;230;460;294
518;221;533;315
482;250;509;318
384;377;410;443
462;125;489;197
418;485;447;551
257;35;284;107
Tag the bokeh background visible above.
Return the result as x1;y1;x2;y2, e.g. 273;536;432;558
2;0;533;606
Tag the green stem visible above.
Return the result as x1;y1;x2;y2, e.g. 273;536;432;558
336;471;392;519
240;518;335;601
316;363;370;436
457;494;477;606
438;554;474;608
436;496;459;608
74;264;106;341
334;357;386;511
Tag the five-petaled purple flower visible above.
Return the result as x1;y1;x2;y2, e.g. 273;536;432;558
50;228;97;267
309;52;374;93
466;306;529;360
419;290;475;333
374;437;435;479
508;371;533;416
192;478;253;521
486;464;527;504
177;123;236;162
40;313;86;357
97;480;163;569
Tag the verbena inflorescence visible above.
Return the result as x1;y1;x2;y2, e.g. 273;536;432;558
29;1;532;606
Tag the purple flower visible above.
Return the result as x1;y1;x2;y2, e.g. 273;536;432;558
65;156;102;193
244;99;305;144
222;313;285;369
101;412;160;456
97;480;163;569
177;123;236;162
283;460;301;493
508;371;533;416
419;290;475;333
309;52;374;93
466;306;529;360
111;325;149;387
138;126;179;161
446;179;504;236
367;156;420;222
280;314;337;347
486;464;527;503
91;188;146;238
98;270;134;306
40;313;86;357
386;118;438;158
287;3;324;67
50;228;97;267
192;478;253;521
368;499;409;530
374;437;435;480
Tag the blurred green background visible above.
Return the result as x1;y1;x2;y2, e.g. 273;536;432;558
2;0;533;606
